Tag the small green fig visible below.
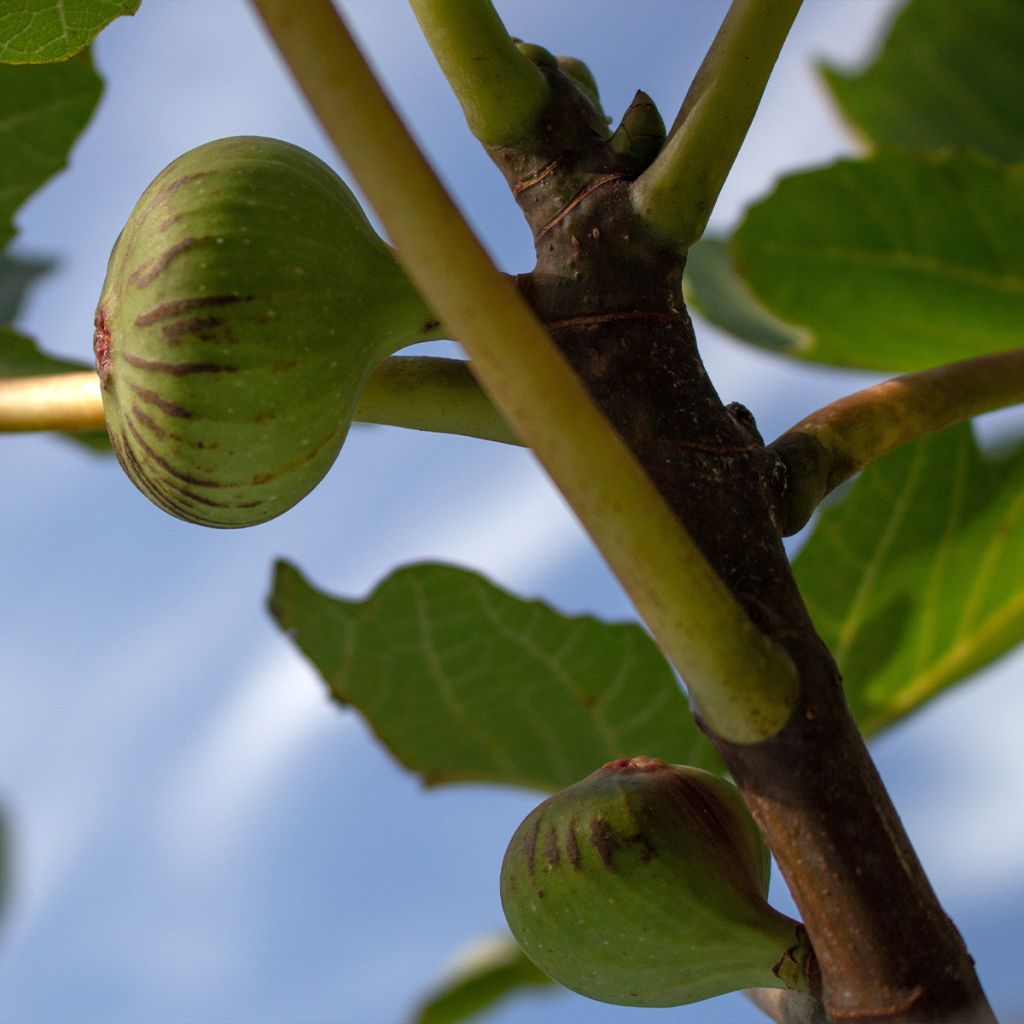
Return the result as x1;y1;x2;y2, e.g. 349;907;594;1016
94;136;437;527
500;756;814;1007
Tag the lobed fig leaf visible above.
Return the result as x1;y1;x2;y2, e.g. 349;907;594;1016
94;136;437;527
500;757;814;1007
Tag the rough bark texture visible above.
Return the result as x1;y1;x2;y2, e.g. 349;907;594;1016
490;67;994;1023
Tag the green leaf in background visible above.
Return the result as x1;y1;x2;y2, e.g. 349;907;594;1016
1;325;90;377
683;236;807;355
0;53;102;249
270;561;721;792
794;423;1024;736
0;253;53;323
823;0;1024;163
1;250;92;385
728;150;1024;371
0;0;138;64
411;934;555;1024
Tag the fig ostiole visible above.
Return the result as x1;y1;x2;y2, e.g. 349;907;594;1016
94;135;439;528
500;756;815;1007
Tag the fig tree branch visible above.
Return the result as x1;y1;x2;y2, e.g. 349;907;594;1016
464;15;994;1015
632;0;803;251
772;346;1024;534
250;0;800;745
408;0;550;146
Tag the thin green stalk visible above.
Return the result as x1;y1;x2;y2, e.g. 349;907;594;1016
250;0;799;744
632;0;803;251
356;356;518;444
0;358;518;443
0;372;104;432
15;343;1023;530
772;347;1024;534
408;0;549;146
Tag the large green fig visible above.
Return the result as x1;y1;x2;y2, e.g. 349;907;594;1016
500;756;814;1007
94;136;437;527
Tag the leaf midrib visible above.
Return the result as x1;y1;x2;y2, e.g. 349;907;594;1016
753;242;1024;296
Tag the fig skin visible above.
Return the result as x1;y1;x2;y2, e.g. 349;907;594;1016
95;136;437;527
500;757;813;1007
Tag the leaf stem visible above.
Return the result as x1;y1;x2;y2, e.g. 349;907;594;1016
632;0;803;251
0;358;520;443
0;372;104;432
249;0;800;744
408;0;550;146
356;356;518;444
772;347;1024;534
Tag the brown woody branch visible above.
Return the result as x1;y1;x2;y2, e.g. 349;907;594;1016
483;66;994;1023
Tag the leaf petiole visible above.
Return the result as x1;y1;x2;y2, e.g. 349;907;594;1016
773;347;1024;533
408;0;550;146
632;0;803;251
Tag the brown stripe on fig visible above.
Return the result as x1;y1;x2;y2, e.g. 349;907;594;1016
115;432;195;518
522;815;541;878
158;317;228;347
565;822;581;870
128;236;213;288
544;824;561;868
127;383;191;419
95;136;439;527
124;418;225;488
133;294;252;328
500;757;815;1008
129;403;164;439
158;171;210;199
123;353;239;375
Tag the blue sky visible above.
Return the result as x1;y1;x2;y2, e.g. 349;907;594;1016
2;1;1023;1021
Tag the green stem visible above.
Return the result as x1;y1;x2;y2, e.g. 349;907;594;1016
0;372;105;432
632;0;803;251
250;0;799;744
408;0;549;146
772;347;1024;534
0;358;519;443
356;356;517;444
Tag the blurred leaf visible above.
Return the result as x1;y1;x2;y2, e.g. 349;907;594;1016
728;150;1024;371
684;236;806;354
0;52;102;249
1;325;90;377
823;0;1024;162
47;427;108;452
270;561;721;792
1;327;109;451
0;253;54;323
0;0;138;64
794;424;1024;735
0;51;105;451
411;934;554;1024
